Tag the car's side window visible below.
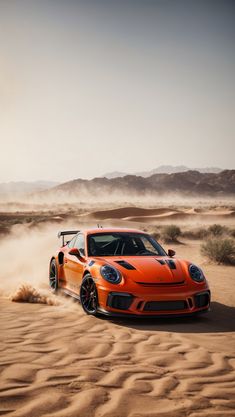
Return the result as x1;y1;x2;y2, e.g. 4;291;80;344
68;236;76;248
74;233;85;256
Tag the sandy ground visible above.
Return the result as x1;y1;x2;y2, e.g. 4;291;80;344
0;204;235;417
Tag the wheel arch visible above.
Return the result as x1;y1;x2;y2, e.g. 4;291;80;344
49;257;58;293
80;273;98;315
49;256;56;265
83;269;91;278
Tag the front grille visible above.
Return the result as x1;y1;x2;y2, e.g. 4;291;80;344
194;292;210;308
136;280;185;286
144;300;187;311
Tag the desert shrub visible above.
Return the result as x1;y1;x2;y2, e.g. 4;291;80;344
162;225;181;243
230;229;235;238
208;224;228;237
0;225;10;236
13;219;24;225
201;238;235;264
151;231;161;241
183;228;209;240
25;217;33;223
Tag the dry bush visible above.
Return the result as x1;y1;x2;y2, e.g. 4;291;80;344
151;231;161;241
201;238;235;265
183;224;230;241
162;225;181;243
0;225;10;236
208;224;228;237
183;228;209;240
230;229;235;238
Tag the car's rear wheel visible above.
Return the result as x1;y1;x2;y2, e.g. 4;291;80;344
80;275;98;315
49;259;58;293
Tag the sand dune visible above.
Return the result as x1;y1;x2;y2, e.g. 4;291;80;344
90;207;178;219
1;204;235;238
88;206;235;225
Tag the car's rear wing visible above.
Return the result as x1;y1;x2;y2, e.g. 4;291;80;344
58;230;79;246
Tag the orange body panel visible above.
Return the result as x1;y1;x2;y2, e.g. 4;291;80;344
51;228;210;317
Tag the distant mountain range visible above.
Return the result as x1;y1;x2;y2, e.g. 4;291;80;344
41;170;235;199
1;169;235;201
102;165;222;178
0;181;59;197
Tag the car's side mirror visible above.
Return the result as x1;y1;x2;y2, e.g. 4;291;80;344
69;248;85;261
168;249;176;257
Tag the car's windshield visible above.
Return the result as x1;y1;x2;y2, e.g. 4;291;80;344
87;232;166;257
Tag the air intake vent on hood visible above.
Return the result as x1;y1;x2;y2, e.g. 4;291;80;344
166;260;176;269
156;259;165;265
115;260;136;270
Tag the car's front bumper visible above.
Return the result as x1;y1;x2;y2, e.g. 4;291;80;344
97;287;211;317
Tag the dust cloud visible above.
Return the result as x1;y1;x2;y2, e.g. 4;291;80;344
0;221;81;306
10;284;60;305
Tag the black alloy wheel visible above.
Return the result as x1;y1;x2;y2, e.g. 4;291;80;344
49;259;58;293
80;275;98;315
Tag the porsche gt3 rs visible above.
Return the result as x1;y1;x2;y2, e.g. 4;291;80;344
49;228;210;317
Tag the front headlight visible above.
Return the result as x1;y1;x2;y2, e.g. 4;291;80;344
100;265;121;284
189;264;205;282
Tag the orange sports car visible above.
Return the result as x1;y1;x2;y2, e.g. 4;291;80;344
49;228;210;317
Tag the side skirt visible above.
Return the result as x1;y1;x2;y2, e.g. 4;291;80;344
61;288;81;302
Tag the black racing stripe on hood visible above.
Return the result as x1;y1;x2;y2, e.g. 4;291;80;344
115;260;136;270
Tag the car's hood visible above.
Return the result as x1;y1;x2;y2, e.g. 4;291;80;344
99;256;187;284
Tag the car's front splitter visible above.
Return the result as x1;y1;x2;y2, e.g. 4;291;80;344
97;305;210;319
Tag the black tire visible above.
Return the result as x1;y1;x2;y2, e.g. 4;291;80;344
49;259;58;293
80;274;98;315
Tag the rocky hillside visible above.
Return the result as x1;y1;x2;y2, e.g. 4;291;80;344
45;170;235;198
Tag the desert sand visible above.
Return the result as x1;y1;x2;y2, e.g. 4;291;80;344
0;203;235;417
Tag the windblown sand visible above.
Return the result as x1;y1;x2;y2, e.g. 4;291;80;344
0;204;235;416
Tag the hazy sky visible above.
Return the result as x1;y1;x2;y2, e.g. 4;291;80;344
0;0;234;182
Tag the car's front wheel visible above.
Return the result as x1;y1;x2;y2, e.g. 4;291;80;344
80;274;98;315
49;259;58;293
